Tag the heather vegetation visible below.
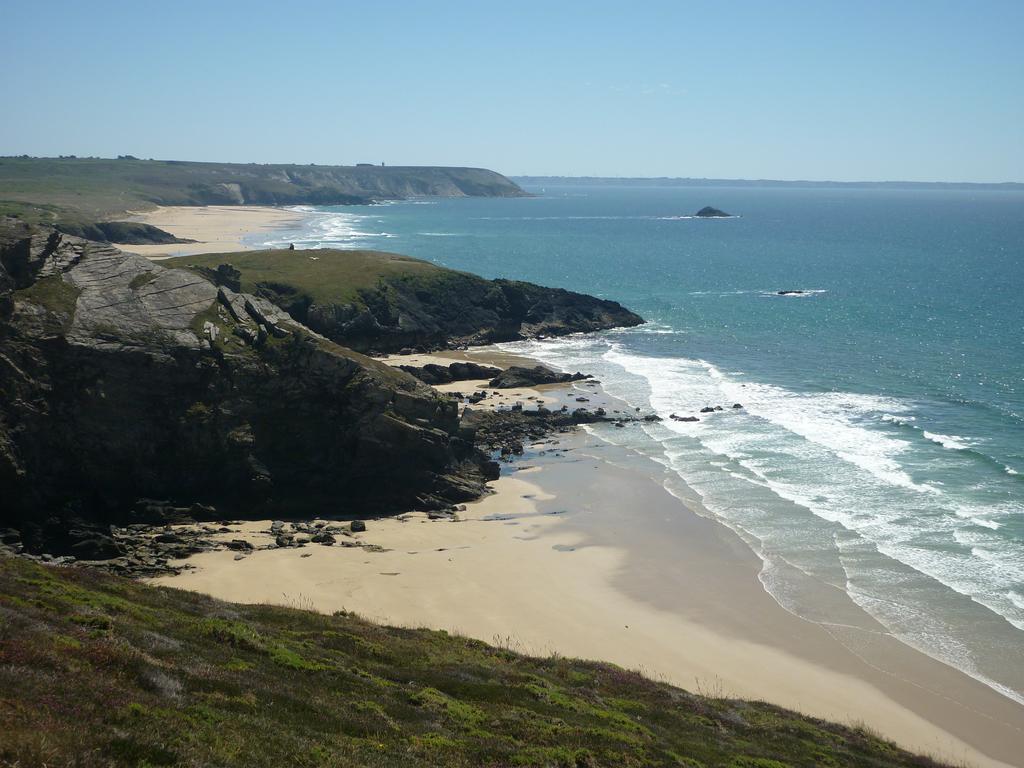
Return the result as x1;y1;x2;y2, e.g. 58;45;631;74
0;556;947;768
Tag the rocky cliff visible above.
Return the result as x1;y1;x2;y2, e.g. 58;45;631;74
169;249;645;354
0;223;497;554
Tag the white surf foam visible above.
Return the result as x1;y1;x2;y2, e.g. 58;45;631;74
506;336;1024;693
264;208;393;249
922;431;974;451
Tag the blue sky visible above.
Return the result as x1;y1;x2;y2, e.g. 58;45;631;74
2;1;1022;181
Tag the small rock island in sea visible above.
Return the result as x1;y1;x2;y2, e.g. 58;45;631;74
695;206;732;218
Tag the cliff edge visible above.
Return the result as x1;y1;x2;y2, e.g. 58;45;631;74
0;223;497;554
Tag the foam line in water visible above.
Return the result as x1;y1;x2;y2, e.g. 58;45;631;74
922;431;974;451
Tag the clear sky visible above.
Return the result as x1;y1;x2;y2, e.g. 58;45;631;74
3;0;1022;182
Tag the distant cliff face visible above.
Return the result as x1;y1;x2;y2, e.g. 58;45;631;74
153;165;528;206
0;158;528;226
169;249;646;354
0;224;496;540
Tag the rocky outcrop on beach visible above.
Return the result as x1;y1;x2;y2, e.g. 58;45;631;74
171;249;645;354
488;364;592;388
0;221;499;558
463;404;644;458
398;361;502;385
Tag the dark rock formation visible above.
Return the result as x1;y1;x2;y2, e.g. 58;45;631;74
184;250;646;355
465;405;639;458
55;221;194;245
695;206;732;218
488;365;591;389
0;223;496;556
193;263;242;291
398;361;502;385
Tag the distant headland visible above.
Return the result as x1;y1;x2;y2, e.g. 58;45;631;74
0;156;527;236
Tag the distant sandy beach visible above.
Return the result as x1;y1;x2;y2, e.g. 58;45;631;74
114;205;305;258
144;214;1024;768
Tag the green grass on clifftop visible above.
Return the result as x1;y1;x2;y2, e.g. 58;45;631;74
0;556;946;768
165;248;451;307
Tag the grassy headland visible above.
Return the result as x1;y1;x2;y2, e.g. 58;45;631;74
164;248;644;353
0;556;946;768
167;248;449;307
0;156;526;232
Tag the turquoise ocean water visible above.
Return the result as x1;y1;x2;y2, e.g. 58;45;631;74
251;182;1024;702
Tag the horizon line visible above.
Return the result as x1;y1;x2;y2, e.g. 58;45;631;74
510;174;1024;188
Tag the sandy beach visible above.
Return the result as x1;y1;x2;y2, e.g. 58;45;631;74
113;205;305;258
148;345;1024;768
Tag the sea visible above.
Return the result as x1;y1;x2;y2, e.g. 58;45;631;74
250;181;1024;703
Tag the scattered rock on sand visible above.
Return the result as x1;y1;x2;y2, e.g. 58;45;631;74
350;520;367;533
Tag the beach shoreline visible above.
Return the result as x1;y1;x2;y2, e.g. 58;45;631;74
150;420;1024;768
140;209;1024;767
114;205;306;258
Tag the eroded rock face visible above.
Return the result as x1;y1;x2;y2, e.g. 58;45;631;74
270;272;645;354
0;224;493;552
65;241;217;350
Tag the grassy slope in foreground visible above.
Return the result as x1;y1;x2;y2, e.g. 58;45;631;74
0;157;526;229
0;557;945;768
